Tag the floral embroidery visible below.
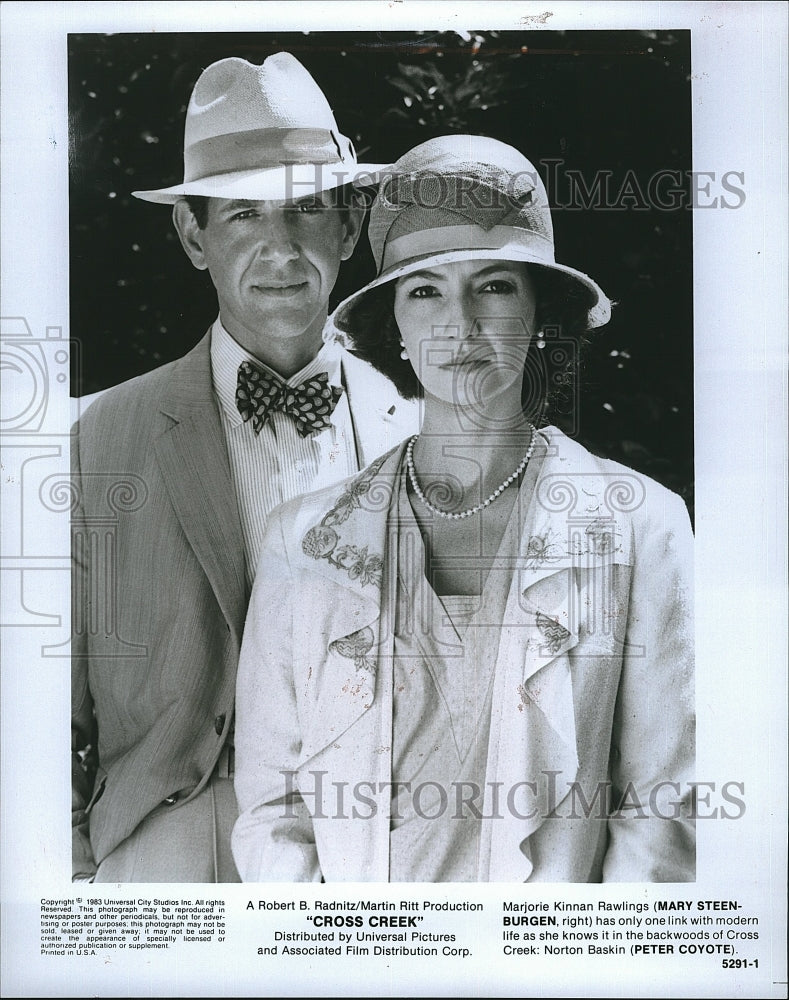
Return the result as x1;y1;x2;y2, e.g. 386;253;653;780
535;611;571;654
321;452;389;527
584;519;622;556
301;452;391;587
302;524;339;559
322;478;372;527
330;626;377;674
334;545;383;588
526;519;622;568
525;528;563;569
301;529;383;588
567;518;623;558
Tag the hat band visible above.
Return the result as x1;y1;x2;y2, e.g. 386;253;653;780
185;127;349;181
382;224;555;271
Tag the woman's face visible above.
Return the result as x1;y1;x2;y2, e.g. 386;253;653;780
393;258;537;409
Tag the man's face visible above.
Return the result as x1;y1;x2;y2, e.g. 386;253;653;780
174;193;361;355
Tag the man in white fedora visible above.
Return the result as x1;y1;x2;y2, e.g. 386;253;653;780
71;52;418;882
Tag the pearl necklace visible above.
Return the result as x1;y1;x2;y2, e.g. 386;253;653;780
405;427;537;521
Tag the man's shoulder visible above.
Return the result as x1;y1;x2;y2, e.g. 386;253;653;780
340;348;388;385
340;349;418;412
339;348;420;456
269;440;405;543
72;361;175;424
71;334;211;431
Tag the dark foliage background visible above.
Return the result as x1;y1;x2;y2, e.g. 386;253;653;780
68;29;692;509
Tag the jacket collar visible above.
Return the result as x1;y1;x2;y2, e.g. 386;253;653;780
294;442;406;759
297;438;407;637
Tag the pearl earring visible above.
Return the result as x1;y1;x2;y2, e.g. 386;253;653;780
399;340;409;361
536;333;546;349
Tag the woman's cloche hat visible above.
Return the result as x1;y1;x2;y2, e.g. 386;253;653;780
133;52;383;204
332;134;611;332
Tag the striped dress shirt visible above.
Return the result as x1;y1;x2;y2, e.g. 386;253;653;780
210;319;360;586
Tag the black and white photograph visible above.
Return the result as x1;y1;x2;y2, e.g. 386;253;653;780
1;2;786;997
69;26;695;887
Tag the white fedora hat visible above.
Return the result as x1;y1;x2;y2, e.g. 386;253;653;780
133;52;384;204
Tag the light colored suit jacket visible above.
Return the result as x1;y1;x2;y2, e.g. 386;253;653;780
232;429;695;882
71;331;419;878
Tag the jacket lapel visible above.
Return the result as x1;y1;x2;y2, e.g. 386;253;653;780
481;429;635;880
341;350;421;465
295;443;406;762
481;561;582;881
292;450;402;880
153;333;248;641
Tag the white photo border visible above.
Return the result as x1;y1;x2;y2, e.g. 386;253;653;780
1;3;786;998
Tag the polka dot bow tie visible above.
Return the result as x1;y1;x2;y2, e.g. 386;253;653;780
235;360;344;437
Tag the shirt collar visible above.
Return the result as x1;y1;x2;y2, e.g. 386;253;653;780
209;318;345;427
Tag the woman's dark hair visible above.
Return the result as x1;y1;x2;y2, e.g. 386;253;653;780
337;263;598;423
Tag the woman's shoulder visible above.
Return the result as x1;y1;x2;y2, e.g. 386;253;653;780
541;425;681;491
539;425;692;531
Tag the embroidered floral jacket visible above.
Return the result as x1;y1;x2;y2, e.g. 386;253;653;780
232;428;695;882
